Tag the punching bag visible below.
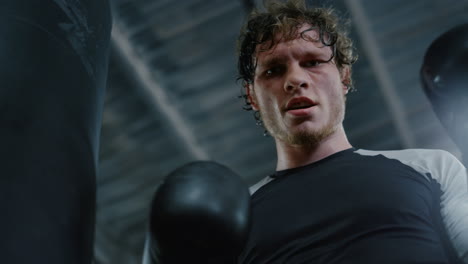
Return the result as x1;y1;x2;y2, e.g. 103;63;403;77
421;23;468;165
143;161;251;264
0;1;111;263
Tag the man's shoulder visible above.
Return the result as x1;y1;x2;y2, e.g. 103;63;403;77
249;148;464;195
356;148;459;166
249;176;274;195
356;148;455;159
356;148;464;181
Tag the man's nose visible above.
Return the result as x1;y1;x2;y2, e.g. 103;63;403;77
284;64;309;92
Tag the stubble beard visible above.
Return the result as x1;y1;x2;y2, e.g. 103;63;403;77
260;96;346;148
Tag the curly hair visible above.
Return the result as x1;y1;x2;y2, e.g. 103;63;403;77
237;0;358;111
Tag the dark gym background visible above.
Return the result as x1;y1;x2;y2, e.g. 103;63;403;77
96;0;468;263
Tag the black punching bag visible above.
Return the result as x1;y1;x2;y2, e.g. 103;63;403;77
0;1;111;263
421;23;468;165
143;161;251;264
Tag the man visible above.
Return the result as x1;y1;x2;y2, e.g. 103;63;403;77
236;0;468;263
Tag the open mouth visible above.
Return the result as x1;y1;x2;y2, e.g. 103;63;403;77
286;97;317;111
288;102;314;110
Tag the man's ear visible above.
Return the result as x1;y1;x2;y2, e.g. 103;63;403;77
245;83;259;111
340;66;351;94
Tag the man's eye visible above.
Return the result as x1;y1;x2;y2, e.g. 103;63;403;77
265;66;283;76
303;61;321;67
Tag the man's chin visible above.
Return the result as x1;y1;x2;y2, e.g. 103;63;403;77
285;126;335;147
265;118;336;147
286;131;320;147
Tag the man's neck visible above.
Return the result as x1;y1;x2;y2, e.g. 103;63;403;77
275;127;352;171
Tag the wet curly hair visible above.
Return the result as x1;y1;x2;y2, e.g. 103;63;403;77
237;0;358;110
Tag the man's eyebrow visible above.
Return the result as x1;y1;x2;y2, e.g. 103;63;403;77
260;50;325;66
259;56;287;68
302;50;329;59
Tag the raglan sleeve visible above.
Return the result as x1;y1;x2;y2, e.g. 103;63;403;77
435;150;468;262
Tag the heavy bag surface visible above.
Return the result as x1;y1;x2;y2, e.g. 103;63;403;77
0;1;111;263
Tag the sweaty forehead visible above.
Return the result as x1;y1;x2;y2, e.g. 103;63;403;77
254;26;332;63
296;26;322;42
255;26;322;55
280;25;321;42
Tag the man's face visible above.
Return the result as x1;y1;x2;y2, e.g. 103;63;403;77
247;25;349;146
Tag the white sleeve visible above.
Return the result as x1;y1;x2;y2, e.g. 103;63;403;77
249;176;275;195
434;151;468;262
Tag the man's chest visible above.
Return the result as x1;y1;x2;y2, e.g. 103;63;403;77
250;159;435;249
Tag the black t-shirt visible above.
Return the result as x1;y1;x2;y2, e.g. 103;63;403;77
239;148;468;264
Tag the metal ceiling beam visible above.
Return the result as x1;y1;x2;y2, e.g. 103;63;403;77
344;0;416;148
110;22;209;160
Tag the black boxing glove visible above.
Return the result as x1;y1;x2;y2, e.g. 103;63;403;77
143;161;251;264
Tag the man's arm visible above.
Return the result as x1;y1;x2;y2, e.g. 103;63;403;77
356;148;468;262
435;151;468;262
